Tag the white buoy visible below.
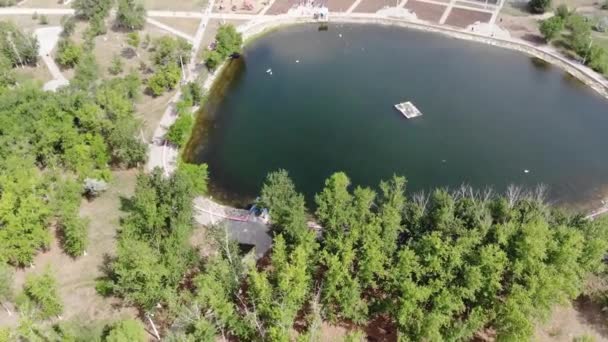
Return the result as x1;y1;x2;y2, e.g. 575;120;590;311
266;68;272;73
338;33;342;38
524;169;530;173
296;59;300;63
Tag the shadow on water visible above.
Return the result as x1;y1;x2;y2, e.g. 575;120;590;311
182;57;253;207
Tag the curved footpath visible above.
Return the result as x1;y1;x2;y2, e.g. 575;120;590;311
150;11;608;220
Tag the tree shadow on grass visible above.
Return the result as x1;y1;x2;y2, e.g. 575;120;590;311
573;296;608;339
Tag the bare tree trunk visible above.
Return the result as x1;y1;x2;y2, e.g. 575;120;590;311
1;302;12;316
146;313;161;341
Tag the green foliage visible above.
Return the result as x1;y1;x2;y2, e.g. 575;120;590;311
148;63;181;96
603;0;608;9
258;169;311;245
61;15;77;37
18;269;63;320
56;38;83;68
109;54;124;75
73;0;113;19
204;24;242;69
567;14;592;55
0;54;15;94
105;169;198;310
106;319;146;342
0;21;39;67
152;36;192;66
214;24;243;58
204;50;222;70
539;16;564;42
177;162;209;196
165;112;193;147
0;263;13;304
0;72;144;264
39;15;49;25
181;81;204;105
85;13;108;38
72;52;99;89
56;179;89;257
0;0;17;7
116;0;146;31
529;0;551;13
556;4;570;19
126;31;141;49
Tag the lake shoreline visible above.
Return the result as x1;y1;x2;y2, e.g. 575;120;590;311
188;18;608;217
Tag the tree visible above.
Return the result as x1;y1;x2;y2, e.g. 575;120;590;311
105;319;146;342
152;36;192;66
215;24;243;58
567;14;592;56
165;112;193;147
17;269;63;320
56;38;83;68
86;13;108;38
0;0;17;6
177;162;208;196
529;0;551;13
61;15;76;37
72;52;99;89
258;170;311;246
109;54;124;75
539;16;564;42
555;4;570;19
0;21;39;67
148;63;181;96
73;0;113;19
204;50;223;70
115;0;146;31
204;24;242;70
182;81;204;105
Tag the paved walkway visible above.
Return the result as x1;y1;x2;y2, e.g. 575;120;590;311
34;26;69;91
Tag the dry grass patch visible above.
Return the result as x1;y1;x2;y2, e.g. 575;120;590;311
142;0;208;11
17;0;70;7
0;14;63;32
535;300;608;342
151;16;201;37
14;64;53;84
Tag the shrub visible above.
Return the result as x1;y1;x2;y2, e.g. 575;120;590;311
529;0;551;13
61;15;76;37
178;162;208;195
182;81;204;105
18;269;63;320
105;319;146;342
165;112;193;147
539;16;564;42
56;39;82;68
0;0;16;6
39;15;49;25
148;63;181;96
556;4;569;19
109;54;124;75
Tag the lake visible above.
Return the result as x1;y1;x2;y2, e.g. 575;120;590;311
185;23;608;209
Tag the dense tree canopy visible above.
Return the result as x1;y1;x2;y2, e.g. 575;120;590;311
166;171;608;341
0;70;146;265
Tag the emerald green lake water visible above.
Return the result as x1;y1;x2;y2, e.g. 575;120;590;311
186;23;608;208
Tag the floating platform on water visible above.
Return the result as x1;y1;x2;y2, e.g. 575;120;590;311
394;101;423;119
